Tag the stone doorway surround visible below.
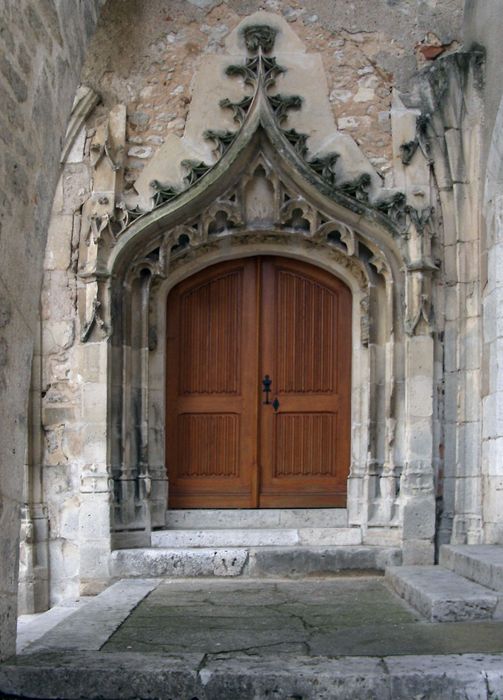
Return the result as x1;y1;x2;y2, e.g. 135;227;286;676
19;10;487;609
83;11;435;590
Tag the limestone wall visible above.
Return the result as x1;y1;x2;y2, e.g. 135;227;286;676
0;0;104;662
27;0;483;608
82;0;464;198
12;0;501;620
465;0;503;544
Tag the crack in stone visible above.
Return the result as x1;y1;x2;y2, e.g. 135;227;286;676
203;638;310;659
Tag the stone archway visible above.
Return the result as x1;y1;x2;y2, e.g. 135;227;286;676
91;14;437;576
0;0;105;661
19;4;481;621
7;0;503;673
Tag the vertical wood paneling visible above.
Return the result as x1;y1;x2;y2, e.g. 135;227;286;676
274;413;337;477
166;260;258;508
276;270;336;393
178;414;239;477
179;271;241;394
167;256;352;509
260;257;352;507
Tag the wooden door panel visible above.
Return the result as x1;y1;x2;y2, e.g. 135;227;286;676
166;256;351;509
273;413;338;477
179;270;242;395
177;413;240;478
166;259;259;508
259;258;351;507
275;268;337;394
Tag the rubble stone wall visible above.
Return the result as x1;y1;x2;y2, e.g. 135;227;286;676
82;0;464;196
0;0;104;661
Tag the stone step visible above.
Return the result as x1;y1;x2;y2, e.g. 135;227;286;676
151;527;361;548
165;508;348;529
386;565;498;622
440;544;503;591
111;546;401;579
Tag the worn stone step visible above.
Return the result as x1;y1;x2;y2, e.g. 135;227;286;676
386;565;498;621
111;546;401;579
440;545;503;591
151;527;361;548
111;548;249;578
165;508;348;529
249;546;401;578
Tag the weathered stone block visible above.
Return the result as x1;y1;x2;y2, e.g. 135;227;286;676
44;215;75;271
386;565;497;621
111;548;248;578
440;544;503;591
401;539;434;566
402;497;436;540
81;382;107;423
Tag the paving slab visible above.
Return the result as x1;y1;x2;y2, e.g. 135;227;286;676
22;579;159;654
441;544;503;591
2;650;503;699
4;577;503;699
386;564;498;621
17;601;87;653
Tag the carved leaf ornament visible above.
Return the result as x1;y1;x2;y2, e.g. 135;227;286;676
110;23;414;238
85;20;439;344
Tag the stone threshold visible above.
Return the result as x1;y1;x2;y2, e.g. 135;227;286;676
165;507;350;529
151;526;362;548
110;545;402;579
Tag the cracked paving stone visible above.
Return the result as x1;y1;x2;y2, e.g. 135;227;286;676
100;578;503;659
103;578;421;656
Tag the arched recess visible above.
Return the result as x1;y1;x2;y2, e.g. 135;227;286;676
100;123;405;544
73;19;439;569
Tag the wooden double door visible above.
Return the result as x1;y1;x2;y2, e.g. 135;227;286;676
166;256;352;508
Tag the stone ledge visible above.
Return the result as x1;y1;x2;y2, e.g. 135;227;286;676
386;565;498;621
110;548;249;578
164;508;349;529
151;527;362;548
1;651;503;700
440;544;503;591
110;546;402;579
247;545;401;577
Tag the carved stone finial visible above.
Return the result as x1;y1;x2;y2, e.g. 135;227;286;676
400;140;419;166
400;114;432;166
243;24;278;54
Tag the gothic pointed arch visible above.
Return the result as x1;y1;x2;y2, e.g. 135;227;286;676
72;12;439;551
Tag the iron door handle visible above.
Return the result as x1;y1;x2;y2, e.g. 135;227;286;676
262;374;272;404
262;375;279;412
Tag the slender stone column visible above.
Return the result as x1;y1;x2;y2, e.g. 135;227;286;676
401;334;436;564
